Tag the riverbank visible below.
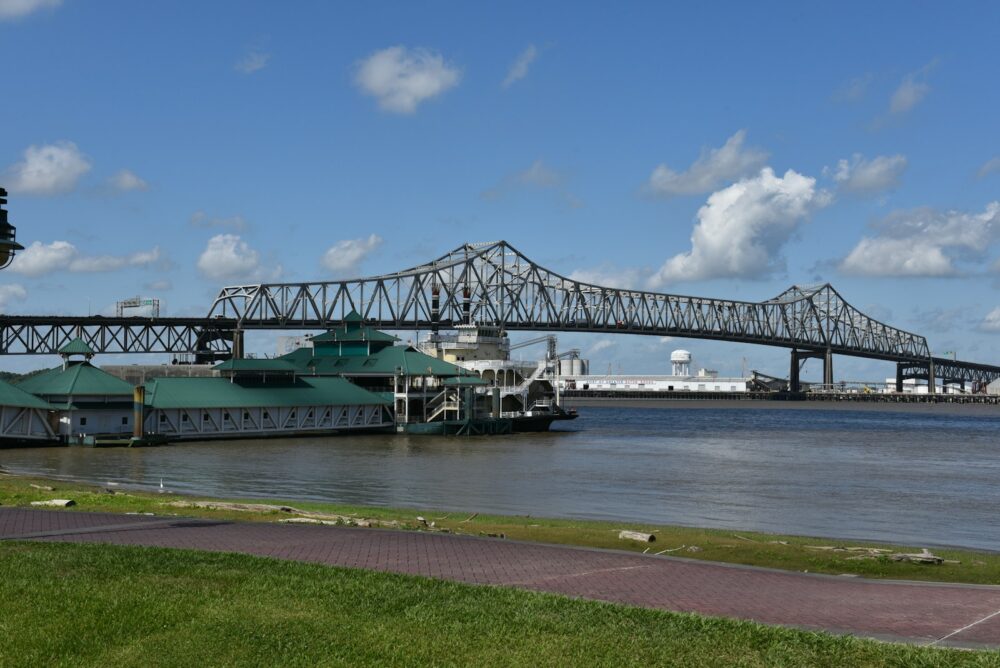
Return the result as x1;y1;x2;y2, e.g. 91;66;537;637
2;471;998;585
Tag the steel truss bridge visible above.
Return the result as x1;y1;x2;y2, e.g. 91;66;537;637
2;241;998;392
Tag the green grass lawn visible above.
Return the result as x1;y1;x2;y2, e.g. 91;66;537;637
0;541;996;667
2;472;999;585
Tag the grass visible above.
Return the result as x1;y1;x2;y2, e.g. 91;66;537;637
1;540;997;667
2;471;999;585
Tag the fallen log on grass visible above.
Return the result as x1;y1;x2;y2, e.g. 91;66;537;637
619;530;656;543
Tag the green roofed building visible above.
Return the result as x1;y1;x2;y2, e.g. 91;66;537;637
0;378;57;443
279;312;489;427
140;375;392;441
16;342;135;438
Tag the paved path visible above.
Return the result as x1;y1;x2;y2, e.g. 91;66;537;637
2;508;999;649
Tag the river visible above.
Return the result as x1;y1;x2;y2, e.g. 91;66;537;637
2;404;999;551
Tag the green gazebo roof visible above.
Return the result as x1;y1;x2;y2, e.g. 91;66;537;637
0;378;54;409
15;361;134;398
58;337;95;356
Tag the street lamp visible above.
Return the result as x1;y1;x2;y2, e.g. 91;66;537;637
0;187;24;269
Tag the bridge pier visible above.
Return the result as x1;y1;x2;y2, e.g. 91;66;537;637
789;349;831;392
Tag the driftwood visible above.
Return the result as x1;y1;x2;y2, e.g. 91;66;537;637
164;500;396;528
890;549;944;565
29;484;54;491
619;530;656;543
460;513;479;523
30;499;75;507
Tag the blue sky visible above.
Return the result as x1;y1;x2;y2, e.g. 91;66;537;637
1;0;999;379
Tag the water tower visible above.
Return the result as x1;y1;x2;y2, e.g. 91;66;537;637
0;187;24;269
670;349;692;376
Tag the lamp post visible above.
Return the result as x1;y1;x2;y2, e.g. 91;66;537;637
0;187;24;269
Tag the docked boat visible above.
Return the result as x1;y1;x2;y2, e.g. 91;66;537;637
417;324;578;432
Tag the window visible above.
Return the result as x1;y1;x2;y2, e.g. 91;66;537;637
79;417;87;426
121;417;128;425
203;413;210;421
182;414;189;422
243;412;250;420
159;414;166;423
263;411;270;420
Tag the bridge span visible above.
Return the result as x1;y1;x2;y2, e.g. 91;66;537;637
1;241;998;392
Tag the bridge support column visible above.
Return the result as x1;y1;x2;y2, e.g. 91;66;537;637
789;350;801;393
823;348;833;387
927;359;936;395
232;329;244;360
895;364;904;393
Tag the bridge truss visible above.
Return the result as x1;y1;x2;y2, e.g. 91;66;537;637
1;241;998;390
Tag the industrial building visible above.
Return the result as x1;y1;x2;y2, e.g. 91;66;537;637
559;350;749;393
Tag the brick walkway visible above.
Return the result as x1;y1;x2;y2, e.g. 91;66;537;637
2;508;999;649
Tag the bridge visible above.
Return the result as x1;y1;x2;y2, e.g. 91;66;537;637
2;240;998;392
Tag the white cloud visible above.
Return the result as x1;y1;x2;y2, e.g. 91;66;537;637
839;202;1000;277
979;307;1000;333
832;73;873;102
197;234;279;282
568;265;645;289
502;45;537;88
482;159;580;206
650;168;830;286
109;169;148;192
588;339;616;355
322;234;383;276
0;0;60;20
978;157;1000;179
189;211;248;231
355;46;461;114
235;50;270;74
3;141;91;195
646;130;768;197
144;279;173;291
9;240;161;277
0;284;27;310
889;63;935;114
828;153;907;195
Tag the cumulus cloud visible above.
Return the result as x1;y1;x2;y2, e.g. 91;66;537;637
979;307;1000;333
568;265;645;290
9;240;161;277
502;45;537;88
109;169;148;192
0;284;27;310
189;211;248;231
646;130;768;197
828;153;907;195
839;202;1000;277
649;168;830;286
3;141;91;195
355;46;460;114
889;62;935;114
322;234;383;276
978;157;1000;179
0;0;60;20
197;234;279;282
235;50;270;74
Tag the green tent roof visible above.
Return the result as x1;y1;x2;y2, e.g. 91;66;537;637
214;359;298;373
15;361;134;398
284;345;474;378
0;378;54;409
143;376;390;409
58;337;95;356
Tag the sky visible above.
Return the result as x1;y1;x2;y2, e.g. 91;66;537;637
1;0;999;380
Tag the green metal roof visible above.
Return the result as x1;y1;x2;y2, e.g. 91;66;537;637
286;345;474;378
58;337;95;356
214;359;298;373
311;327;398;344
15;361;134;398
0;378;54;409
143;376;390;409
